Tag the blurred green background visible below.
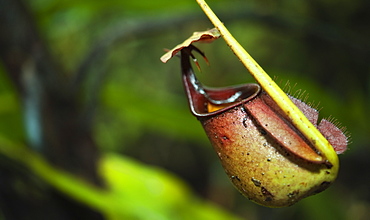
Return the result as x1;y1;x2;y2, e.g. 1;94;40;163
0;0;369;219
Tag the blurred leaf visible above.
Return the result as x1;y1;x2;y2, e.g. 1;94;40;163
0;135;241;220
101;153;241;220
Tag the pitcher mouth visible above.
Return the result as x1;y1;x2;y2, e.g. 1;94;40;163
180;46;261;117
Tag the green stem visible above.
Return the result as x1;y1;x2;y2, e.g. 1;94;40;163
195;0;338;170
